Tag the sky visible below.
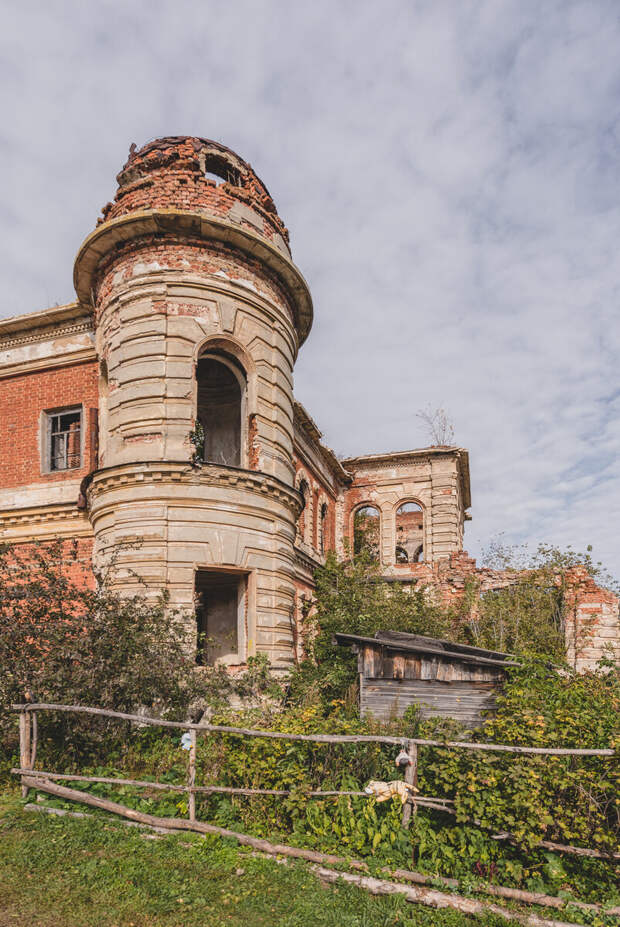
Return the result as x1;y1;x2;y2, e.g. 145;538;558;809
1;1;619;576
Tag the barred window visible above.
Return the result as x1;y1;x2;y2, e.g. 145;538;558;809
45;408;82;472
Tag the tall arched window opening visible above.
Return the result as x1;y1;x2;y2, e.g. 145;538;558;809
353;505;380;560
196;353;245;467
395;502;424;563
298;479;310;543
319;502;328;554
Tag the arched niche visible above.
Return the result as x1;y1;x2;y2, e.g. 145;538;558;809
196;351;246;467
395;501;424;564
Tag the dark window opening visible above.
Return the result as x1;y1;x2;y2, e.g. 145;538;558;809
353;505;380;559
195;570;244;665
395;501;423;564
395;545;409;564
196;355;244;467
47;408;82;471
298;479;309;542
320;502;328;554
203;154;241;186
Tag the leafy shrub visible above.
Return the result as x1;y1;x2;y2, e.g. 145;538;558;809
0;541;277;764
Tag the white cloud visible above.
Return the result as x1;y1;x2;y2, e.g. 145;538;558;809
1;0;619;576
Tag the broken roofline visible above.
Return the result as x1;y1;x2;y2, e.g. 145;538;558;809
342;447;471;511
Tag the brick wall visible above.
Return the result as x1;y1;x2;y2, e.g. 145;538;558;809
431;552;620;671
5;537;95;590
0;361;99;490
101;136;290;248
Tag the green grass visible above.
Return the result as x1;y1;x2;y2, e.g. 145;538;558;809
0;790;509;927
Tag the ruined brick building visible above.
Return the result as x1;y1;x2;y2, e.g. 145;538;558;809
0;137;617;672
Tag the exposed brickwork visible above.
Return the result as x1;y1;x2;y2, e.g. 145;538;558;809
0;362;98;490
7;537;95;589
100;136;289;247
564;567;620;671
94;236;295;326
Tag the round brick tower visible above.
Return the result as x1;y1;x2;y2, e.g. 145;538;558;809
73;137;312;670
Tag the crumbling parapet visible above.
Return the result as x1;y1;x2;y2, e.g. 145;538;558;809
429;553;620;672
563;567;620;672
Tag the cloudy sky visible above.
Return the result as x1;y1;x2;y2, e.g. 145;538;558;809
2;1;619;575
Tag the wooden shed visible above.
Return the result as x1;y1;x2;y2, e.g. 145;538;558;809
334;630;518;727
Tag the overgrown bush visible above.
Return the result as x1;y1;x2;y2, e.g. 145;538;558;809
0;541;277;764
288;550;454;706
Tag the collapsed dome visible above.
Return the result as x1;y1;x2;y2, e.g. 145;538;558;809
98;135;291;255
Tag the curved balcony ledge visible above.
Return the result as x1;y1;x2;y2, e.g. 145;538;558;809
73;209;313;346
87;460;303;516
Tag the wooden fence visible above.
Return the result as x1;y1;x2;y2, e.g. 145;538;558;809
11;702;618;859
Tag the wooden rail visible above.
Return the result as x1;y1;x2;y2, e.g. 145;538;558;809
12;703;616;756
11;702;618;860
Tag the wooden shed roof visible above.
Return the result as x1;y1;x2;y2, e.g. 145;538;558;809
334;630;520;670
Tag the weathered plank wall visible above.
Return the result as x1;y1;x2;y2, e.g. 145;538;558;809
360;676;498;726
357;642;505;726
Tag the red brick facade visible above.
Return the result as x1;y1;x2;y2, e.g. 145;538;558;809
0;361;98;490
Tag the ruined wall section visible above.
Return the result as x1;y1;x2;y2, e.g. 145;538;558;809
340;448;470;571
564;567;620;672
430;553;620;673
103;136;291;255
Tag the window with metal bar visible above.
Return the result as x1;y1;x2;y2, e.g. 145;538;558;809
47;409;82;471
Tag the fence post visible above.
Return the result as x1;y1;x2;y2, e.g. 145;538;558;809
18;710;32;799
188;729;197;822
401;741;418;829
30;710;38;769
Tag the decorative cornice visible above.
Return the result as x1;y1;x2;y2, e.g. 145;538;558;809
294;542;324;572
0;319;94;350
88;461;303;516
0;301;92;340
0;502;92;535
293;400;350;484
73;209;313;347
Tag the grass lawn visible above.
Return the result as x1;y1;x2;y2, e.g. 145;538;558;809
0;790;510;927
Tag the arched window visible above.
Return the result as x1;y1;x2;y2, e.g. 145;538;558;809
395;501;424;564
298;479;310;543
353;505;380;559
196;353;245;467
319;502;328;554
395;545;409;564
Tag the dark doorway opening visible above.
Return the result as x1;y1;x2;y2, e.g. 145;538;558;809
195;570;244;665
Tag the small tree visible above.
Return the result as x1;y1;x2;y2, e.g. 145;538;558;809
416;405;455;446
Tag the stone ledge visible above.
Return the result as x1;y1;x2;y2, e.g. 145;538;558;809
88;460;303;515
73;209;313;347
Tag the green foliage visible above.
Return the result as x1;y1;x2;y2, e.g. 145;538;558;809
471;580;565;658
189;418;205;462
470;539;620;658
2;793;494;927
288;551;452;706
0;541;278;763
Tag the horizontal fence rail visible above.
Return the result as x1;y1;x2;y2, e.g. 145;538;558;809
12;704;617;756
8;768;453;811
11;702;620;862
